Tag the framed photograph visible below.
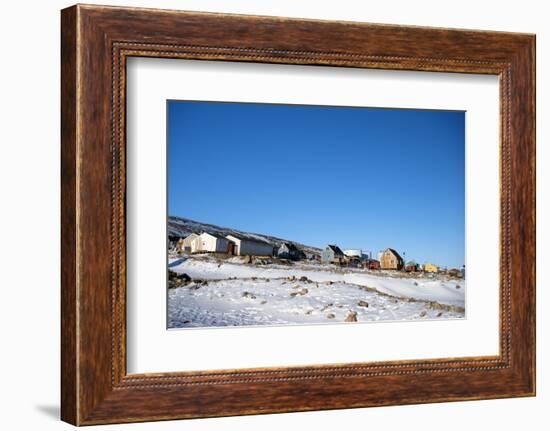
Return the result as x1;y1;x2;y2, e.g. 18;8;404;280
61;4;536;425
164;100;466;330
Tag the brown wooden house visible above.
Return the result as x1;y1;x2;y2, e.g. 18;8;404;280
380;248;404;270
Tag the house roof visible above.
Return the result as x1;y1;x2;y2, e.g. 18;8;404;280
200;232;226;240
226;233;271;245
326;244;344;255
279;242;299;251
384;248;403;260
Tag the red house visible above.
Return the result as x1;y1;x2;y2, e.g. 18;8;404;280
367;259;380;270
405;261;419;272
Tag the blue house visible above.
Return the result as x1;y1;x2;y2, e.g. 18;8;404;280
321;245;345;264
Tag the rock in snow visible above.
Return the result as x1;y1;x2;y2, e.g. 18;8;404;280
345;311;358;322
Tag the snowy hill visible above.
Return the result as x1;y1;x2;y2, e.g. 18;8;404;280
168;215;321;256
168;255;465;328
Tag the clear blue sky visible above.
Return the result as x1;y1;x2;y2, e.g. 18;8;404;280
168;100;465;268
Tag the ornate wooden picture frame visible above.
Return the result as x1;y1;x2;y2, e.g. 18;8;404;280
61;4;535;425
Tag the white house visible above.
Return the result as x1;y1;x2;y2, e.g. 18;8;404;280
195;232;231;253
177;233;199;253
226;234;273;256
343;249;362;258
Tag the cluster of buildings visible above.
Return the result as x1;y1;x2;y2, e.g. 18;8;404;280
175;232;308;259
174;232;463;277
321;245;404;269
320;245;463;277
176;232;274;256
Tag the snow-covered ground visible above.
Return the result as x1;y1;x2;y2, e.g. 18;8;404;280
168;255;465;328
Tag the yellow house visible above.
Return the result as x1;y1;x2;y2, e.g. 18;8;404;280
424;263;439;273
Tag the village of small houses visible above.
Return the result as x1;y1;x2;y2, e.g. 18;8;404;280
167;216;465;329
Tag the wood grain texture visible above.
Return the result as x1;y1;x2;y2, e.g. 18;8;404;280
60;5;78;425
60;4;536;425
